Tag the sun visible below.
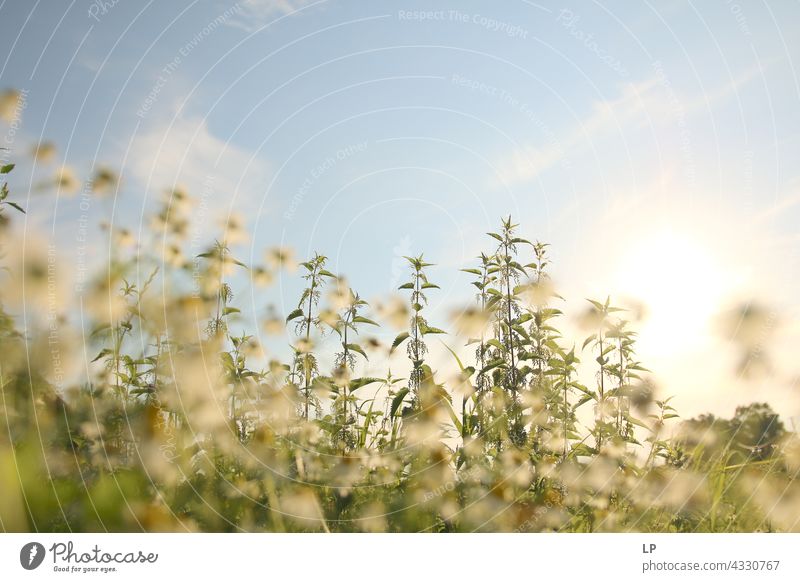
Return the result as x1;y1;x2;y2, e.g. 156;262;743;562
613;230;731;356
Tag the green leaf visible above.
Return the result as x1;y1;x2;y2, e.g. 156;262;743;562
571;443;597;457
420;323;446;336
398;283;414;290
223;306;240;316
421;282;440;289
220;352;236;372
443;397;463;434
0;164;14;174
359;399;377;447
5;201;25;214
353;316;379;326
390;388;410;418
586;298;605;311
440;341;467;373
91;348;113;363
390;332;410;352
346;343;368;359
349;377;382;391
481;358;506;374
485;295;502;310
285;308;304;323
312;376;334;393
624;413;650;430
486;338;504;351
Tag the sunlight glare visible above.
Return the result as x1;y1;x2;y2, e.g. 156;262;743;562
614;230;731;355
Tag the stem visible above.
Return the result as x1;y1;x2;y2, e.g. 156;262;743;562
341;307;350;440
564;366;569;461
598;330;605;450
303;270;316;420
617;337;624;434
563;369;569;461
504;243;516;391
411;267;421;393
477;266;488;391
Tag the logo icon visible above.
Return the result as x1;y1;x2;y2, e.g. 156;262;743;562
20;542;46;570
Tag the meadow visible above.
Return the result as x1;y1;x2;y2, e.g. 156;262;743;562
0;134;798;533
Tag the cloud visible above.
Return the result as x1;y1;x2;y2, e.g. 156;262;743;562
224;0;316;32
128;115;270;213
492;79;659;188
492;63;765;189
685;61;774;113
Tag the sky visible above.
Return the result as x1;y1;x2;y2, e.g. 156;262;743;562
1;0;799;421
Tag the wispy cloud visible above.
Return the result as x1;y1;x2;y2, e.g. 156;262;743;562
128;115;271;213
492;64;766;189
225;0;317;32
491;79;658;188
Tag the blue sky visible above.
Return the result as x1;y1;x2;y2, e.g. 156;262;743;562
2;0;799;418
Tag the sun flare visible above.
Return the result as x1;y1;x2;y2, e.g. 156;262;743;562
614;230;732;356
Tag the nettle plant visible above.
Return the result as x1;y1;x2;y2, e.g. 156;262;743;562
520;242;565;452
480;217;535;447
391;255;445;411
581;296;648;450
322;284;382;449
286;253;335;419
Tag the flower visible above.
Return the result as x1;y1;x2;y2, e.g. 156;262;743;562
0;89;22;123
54;165;80;196
92;166;119;195
219;212;248;246
266;247;297;271
31;141;56;163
